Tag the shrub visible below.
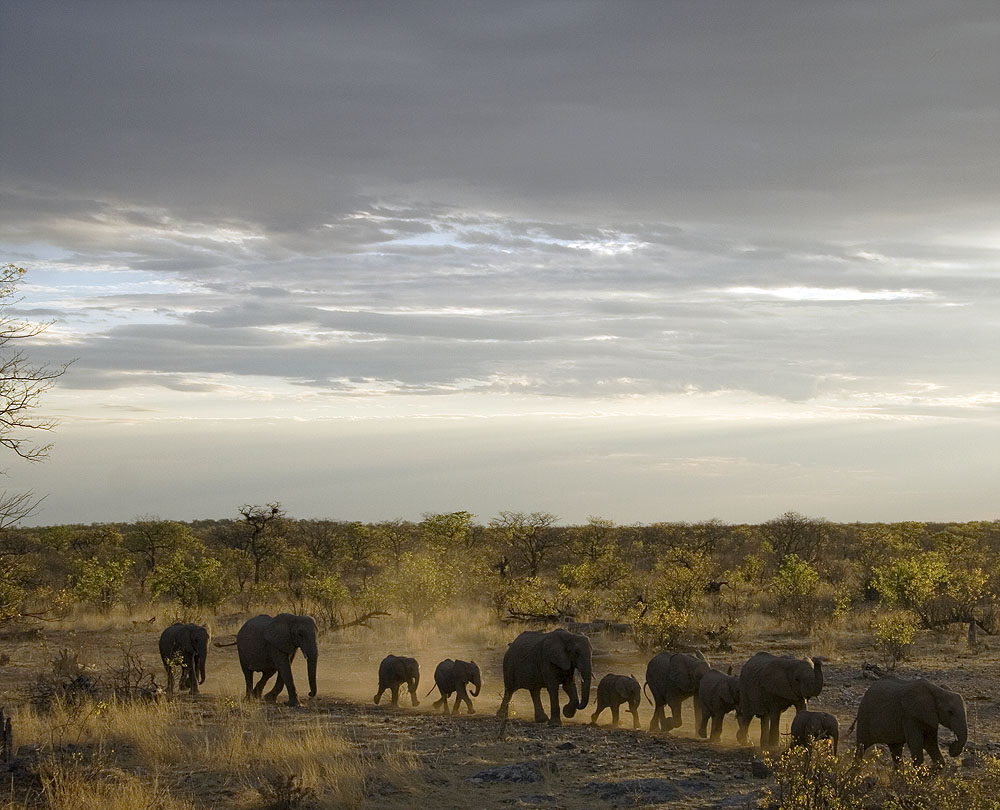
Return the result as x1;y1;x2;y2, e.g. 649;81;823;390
149;551;232;612
771;554;824;633
73;557;130;614
628;603;691;652
871;610;920;670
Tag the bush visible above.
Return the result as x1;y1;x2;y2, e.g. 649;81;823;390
771;554;825;633
871;610;920;670
149;551;232;612
74;557;130;614
628;603;690;653
761;743;1000;810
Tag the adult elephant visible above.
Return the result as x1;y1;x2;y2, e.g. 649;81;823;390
736;652;824;749
236;613;318;707
496;628;592;727
851;677;967;766
158;623;209;695
644;650;711;733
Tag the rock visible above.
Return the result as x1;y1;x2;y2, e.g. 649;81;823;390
467;763;546;784
555;741;576;750
582;778;683;803
750;758;772;778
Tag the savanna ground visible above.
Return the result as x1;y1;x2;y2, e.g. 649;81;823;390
1;605;999;810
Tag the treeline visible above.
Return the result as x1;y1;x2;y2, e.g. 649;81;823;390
1;507;998;661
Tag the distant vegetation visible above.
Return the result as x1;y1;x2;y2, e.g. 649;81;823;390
2;507;997;663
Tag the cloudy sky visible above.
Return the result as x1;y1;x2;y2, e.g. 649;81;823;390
1;1;998;526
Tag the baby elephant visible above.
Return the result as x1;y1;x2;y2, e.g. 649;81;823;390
427;658;482;714
590;674;642;729
790;709;840;755
374;654;420;707
697;668;740;741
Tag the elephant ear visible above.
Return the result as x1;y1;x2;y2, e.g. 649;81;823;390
543;633;573;670
905;681;939;729
263;617;295;654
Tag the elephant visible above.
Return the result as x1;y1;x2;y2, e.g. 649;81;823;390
236;613;318;707
374;655;421;707
590;673;641;729
850;677;967;767
736;652;824;749
496;629;593;727
790;709;840;755
644;650;711;733
158;623;209;695
696;668;740;741
425;658;481;714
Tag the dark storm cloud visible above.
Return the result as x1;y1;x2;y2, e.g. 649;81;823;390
3;1;1000;233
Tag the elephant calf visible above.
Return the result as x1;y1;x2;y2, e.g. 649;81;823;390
590;674;641;729
374;654;420;707
427;658;481;714
697;668;740;741
158;622;209;695
790;709;839;755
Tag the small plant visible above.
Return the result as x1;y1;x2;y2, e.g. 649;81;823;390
871;610;920;670
257;771;316;810
628;603;691;653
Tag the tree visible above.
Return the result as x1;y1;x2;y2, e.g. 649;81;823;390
0;264;69;526
231;502;286;584
490;511;561;576
762;511;828;563
125;518;196;593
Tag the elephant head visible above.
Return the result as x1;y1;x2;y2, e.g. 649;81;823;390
911;681;967;758
543;630;592;716
773;656;824;706
265;614;318;697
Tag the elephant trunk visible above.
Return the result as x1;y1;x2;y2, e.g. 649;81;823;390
948;711;968;758
303;639;318;698
471;672;481;698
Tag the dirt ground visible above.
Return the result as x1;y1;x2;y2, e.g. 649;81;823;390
1;617;998;809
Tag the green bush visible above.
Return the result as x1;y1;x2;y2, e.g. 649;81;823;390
149;551;232;612
871;610;920;670
771;554;826;633
73;557;130;613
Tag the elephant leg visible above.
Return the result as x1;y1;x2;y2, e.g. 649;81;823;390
496;691;512;719
650;699;666;733
456;684;472;714
561;679;579;719
373;682;385;704
546;683;563;726
736;713;750;744
923;728;943;767
253;670;276;698
242;666;255;700
766;711;782;749
408;679;420;707
629;701;641;729
902;718;925;766
710;714;723;741
888;742;904;764
697;709;709;738
529;688;548;723
265;672;288;704
433;690;447;713
390;685;400;707
163;659;175;695
667;699;683;731
610;703;620;727
462;685;475;715
186;653;199;695
590;702;603;725
692;694;703;732
758;714;771;749
275;654;298;706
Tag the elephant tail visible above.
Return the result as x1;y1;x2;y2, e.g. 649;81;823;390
643;682;653;706
424;683;437;698
846;715;858;736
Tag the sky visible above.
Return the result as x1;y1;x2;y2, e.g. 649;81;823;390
1;1;998;527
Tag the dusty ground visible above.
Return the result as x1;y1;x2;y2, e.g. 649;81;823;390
1;616;998;809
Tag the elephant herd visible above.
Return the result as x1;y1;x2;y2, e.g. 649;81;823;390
158;619;969;768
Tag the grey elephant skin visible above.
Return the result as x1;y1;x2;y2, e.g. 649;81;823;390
644;650;711;733
737;652;824;749
696;668;740;740
374;655;421;707
790;709;839;755
590;673;641;729
497;629;593;727
236;613;318;707
852;676;967;766
159;623;209;695
427;658;481;714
